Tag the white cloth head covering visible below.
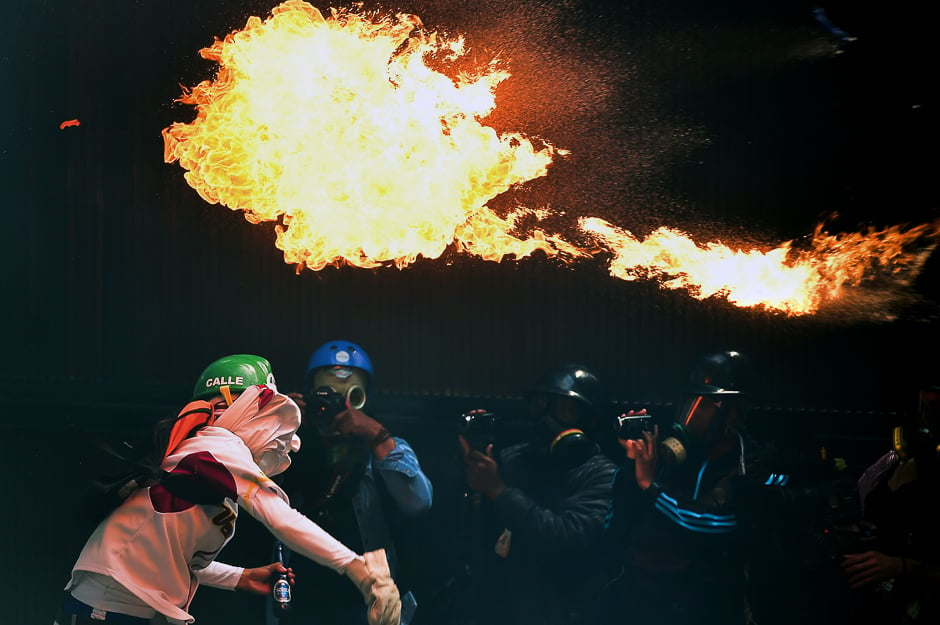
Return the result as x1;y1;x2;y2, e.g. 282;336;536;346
212;384;302;476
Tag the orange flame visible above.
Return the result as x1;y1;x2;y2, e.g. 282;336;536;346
581;218;938;315
163;0;938;316
163;0;575;270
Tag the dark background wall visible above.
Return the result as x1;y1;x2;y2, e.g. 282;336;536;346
2;0;938;623
4;0;938;410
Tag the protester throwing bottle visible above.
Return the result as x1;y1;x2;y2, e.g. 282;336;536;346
53;354;401;625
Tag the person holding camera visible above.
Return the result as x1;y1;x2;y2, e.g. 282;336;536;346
458;362;618;625
276;340;433;625
837;382;940;625
602;350;764;625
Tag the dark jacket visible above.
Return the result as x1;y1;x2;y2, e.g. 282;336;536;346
847;450;940;625
604;432;751;625
468;440;618;625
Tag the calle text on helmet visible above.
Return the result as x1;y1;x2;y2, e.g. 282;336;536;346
205;376;245;390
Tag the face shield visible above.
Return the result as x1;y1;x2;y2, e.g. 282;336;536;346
659;394;738;464
918;387;940;433
677;395;723;439
894;386;940;463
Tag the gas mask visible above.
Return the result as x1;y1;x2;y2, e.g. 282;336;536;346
659;395;737;465
528;393;595;463
892;386;940;463
305;366;370;469
307;366;368;414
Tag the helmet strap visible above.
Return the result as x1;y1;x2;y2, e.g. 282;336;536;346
219;385;235;409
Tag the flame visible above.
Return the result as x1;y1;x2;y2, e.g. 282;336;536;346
163;0;939;316
581;218;938;315
162;0;575;270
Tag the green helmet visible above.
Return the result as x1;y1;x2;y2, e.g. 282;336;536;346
192;354;277;401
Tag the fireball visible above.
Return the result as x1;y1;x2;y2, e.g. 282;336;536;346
163;0;577;271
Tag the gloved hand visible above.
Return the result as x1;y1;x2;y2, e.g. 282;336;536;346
345;549;402;625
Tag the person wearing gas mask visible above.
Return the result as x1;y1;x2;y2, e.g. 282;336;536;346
837;383;940;625
602;350;758;625
458;362;618;625
275;340;433;625
54;354;401;625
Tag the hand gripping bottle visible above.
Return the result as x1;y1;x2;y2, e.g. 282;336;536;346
272;541;292;616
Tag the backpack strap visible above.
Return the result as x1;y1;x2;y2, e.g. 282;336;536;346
162;399;217;460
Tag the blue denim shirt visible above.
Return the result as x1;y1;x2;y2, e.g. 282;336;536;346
353;437;433;549
265;437;432;625
351;436;433;625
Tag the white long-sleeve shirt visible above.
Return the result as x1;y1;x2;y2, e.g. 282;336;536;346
66;385;361;624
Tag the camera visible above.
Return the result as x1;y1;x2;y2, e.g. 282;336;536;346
825;523;877;558
615;412;653;440
309;386;348;421
458;410;498;452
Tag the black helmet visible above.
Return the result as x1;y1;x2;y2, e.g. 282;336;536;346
527;363;607;414
686;350;747;397
668;350;748;458
526;363;606;462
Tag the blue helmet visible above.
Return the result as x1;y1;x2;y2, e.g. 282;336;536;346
305;340;374;384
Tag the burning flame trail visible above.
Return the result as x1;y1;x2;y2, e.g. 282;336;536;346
163;0;939;316
581;218;938;316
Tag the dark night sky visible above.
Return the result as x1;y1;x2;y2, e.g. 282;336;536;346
2;0;939;414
